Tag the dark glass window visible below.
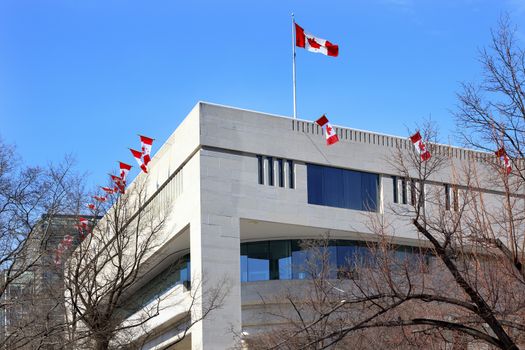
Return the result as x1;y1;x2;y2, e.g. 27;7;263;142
120;254;190;318
241;241;292;282
241;240;429;283
418;182;425;208
244;242;270;281
288;160;294;189
307;164;379;211
410;180;417;206
444;184;450;210
278;159;284;188
267;157;274;186
257;155;264;185
392;176;398;204
453;186;459;211
401;178;408;204
270;241;291;280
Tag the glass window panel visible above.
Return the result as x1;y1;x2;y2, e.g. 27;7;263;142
361;172;378;211
240;255;248;282
307;164;324;205
291;241;308;280
342;170;360;210
269;240;291;280
322;166;344;208
257;155;264;185
267;157;274;186
278;159;284;188
392;176;398;204
288;160;295;189
247;242;270;281
307;164;379;212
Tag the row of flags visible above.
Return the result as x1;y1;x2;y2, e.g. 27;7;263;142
54;135;155;265
315;114;511;175
298;21;510;174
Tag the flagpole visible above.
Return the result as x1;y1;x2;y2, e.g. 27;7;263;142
292;13;297;119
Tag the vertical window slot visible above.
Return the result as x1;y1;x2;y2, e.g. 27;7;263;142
278;159;284;187
257;155;264;185
392;176;398;204
401;178;408;204
444;184;450;210
288;160;294;189
267;157;274;186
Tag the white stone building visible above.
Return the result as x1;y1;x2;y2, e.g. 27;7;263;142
112;102;501;350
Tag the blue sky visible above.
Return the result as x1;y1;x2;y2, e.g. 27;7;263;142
1;0;524;188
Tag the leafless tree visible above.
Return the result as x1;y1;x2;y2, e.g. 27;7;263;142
0;137;85;349
63;175;227;349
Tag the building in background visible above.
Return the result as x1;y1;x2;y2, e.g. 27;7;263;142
0;215;89;349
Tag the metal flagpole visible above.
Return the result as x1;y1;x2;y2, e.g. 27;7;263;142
292;13;297;119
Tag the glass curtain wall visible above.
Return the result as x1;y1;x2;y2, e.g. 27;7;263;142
241;240;428;282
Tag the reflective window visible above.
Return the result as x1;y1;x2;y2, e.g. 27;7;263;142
120;254;190;318
241;240;428;282
307;164;379;211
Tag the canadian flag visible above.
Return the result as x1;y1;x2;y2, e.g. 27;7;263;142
101;187;115;195
315;115;339;145
140;135;154;166
93;195;107;202
409;131;431;161
295;23;339;57
110;174;125;194
130;148;148;173
495;148;511;175
119;162;132;181
78;217;89;230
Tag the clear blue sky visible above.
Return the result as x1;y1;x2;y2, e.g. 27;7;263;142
1;1;524;188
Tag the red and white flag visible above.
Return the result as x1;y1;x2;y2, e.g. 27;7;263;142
78;217;89;230
295;23;339;57
110;174;125;194
495;148;511;175
409;132;431;161
93;195;107;202
140;135;154;166
130;148;148;173
315;115;339;145
87;203;96;210
119;162;132;181
101;187;115;195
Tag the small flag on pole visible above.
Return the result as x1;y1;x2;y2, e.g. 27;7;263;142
315;115;339;145
101;187;115;195
110;175;125;194
93;195;107;202
119;162;132;181
130;148;148;173
139;135;154;166
409;131;431;161
495;147;511;175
